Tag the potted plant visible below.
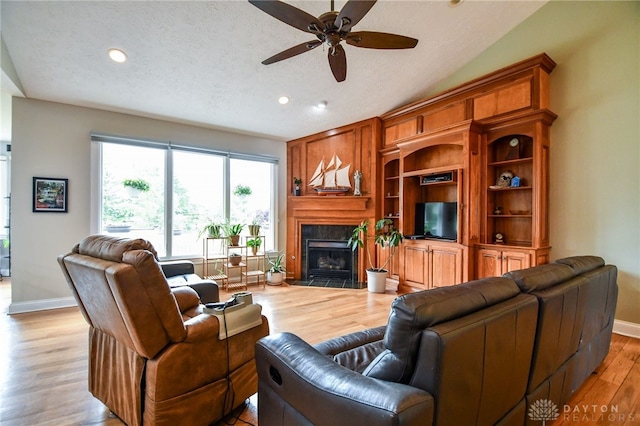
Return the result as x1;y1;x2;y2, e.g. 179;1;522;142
293;177;302;196
248;216;262;236
198;220;222;239
266;252;286;285
247;237;262;255
347;218;404;293
222;222;244;246
228;252;243;266
123;178;150;197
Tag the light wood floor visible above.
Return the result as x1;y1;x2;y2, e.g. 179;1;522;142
1;279;638;425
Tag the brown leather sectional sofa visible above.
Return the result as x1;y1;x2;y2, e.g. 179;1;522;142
255;256;618;426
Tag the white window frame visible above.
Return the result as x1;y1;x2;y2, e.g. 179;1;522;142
90;132;278;260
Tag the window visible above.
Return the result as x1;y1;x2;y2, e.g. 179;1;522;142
94;136;277;259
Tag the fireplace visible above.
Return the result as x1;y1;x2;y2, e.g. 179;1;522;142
301;225;358;281
306;240;356;281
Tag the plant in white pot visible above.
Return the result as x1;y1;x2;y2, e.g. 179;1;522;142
347;218;404;293
266;253;286;285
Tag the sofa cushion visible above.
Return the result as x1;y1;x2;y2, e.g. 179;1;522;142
363;277;520;383
505;263;575;292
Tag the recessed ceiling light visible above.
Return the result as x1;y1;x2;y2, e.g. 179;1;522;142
278;96;290;105
316;100;328;109
449;0;463;6
108;48;127;63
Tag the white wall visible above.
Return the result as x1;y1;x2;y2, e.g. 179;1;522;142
9;98;286;313
429;1;640;325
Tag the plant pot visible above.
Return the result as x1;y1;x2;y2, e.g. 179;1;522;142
366;269;388;293
251;247;258;256
229;255;242;266
267;271;284;285
229;235;240;246
248;225;261;236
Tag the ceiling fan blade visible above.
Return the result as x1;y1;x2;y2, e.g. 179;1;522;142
334;0;377;32
345;31;418;49
249;0;325;33
262;40;323;65
328;44;347;82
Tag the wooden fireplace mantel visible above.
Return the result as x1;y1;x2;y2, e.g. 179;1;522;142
286;118;381;281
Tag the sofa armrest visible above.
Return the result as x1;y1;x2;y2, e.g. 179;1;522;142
314;325;387;373
171;286;200;313
256;332;434;426
314;325;386;355
160;260;195;278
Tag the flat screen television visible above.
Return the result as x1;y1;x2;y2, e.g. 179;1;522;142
415;202;458;240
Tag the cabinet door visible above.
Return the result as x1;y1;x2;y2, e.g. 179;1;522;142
502;250;531;274
477;248;503;278
430;245;463;287
403;245;429;289
377;245;401;280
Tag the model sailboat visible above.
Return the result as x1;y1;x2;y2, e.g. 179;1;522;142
309;154;352;195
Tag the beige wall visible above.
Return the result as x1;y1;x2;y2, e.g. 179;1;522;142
10;98;286;312
429;1;639;324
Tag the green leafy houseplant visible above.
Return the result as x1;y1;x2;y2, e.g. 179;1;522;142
267;253;286;273
223;222;244;246
198;221;221;239
222;222;244;236
123;178;150;192
347;218;404;272
247;237;262;254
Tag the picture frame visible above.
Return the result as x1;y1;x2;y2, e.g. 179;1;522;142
33;177;68;213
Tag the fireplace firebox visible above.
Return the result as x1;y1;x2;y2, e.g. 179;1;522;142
301;224;358;281
306;240;355;281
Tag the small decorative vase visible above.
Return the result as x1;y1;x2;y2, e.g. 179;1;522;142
294;185;301;196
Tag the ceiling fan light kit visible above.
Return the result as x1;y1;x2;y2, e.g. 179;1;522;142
249;0;418;82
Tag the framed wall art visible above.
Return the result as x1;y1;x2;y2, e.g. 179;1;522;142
33;177;68;213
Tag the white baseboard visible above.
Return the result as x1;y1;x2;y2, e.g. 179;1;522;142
8;297;77;314
613;319;640;339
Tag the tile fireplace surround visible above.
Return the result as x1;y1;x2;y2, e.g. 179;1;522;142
301;225;357;282
286;195;376;282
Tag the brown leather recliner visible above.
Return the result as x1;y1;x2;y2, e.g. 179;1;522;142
58;235;269;426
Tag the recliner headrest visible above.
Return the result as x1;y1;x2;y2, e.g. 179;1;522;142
554;255;605;275
76;234;158;262
504;263;575;292
393;276;521;328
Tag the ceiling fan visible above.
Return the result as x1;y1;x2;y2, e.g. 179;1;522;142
248;0;418;82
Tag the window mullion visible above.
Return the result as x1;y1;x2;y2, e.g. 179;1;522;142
165;147;173;256
224;154;231;221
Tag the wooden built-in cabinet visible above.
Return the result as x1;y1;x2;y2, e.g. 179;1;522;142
379;54;556;291
287;53;557;290
403;239;463;290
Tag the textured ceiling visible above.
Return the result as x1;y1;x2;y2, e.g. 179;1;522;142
1;0;547;141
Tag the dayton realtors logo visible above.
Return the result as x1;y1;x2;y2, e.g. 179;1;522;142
529;399;638;424
528;399;560;425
